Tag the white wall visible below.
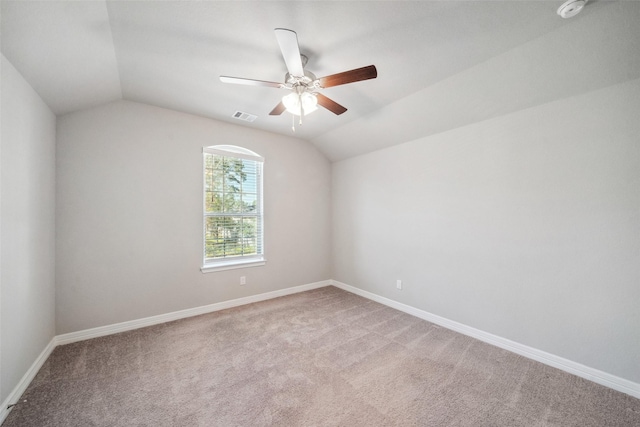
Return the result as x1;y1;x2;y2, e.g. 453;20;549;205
56;100;331;334
0;55;57;403
332;78;640;384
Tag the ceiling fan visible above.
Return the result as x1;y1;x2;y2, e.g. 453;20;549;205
220;28;377;123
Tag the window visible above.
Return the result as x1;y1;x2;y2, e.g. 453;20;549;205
202;145;264;272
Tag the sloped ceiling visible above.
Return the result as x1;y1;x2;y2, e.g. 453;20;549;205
2;1;639;161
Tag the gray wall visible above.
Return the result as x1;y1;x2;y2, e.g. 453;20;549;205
332;78;640;384
56;100;331;334
1;55;57;403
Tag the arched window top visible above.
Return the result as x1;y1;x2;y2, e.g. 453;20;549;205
204;145;263;162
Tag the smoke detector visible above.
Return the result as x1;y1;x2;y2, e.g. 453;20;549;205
557;0;587;19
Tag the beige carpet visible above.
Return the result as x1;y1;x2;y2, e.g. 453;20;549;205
4;286;639;426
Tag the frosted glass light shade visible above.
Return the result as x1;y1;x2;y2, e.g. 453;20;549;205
282;92;318;116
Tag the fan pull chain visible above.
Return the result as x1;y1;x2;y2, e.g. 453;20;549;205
298;93;303;127
290;92;306;133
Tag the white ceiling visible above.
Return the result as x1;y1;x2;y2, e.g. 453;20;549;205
2;1;639;161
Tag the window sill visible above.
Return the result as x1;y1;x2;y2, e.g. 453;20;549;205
201;257;266;273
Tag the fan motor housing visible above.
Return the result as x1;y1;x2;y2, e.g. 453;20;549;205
285;70;317;87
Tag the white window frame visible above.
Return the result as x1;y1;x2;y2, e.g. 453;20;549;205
201;145;265;273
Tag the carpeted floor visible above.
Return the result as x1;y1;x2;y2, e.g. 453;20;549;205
4;286;640;426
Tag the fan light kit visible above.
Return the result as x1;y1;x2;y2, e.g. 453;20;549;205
557;0;587;18
220;28;377;131
282;91;318;116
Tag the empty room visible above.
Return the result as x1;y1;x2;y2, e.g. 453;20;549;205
1;0;639;425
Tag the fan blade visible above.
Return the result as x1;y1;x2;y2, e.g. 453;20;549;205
274;28;304;77
318;65;377;88
269;102;286;116
220;76;284;88
316;93;347;115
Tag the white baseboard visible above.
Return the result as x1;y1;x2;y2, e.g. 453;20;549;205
4;277;636;426
330;280;640;399
0;338;56;424
56;280;331;346
2;280;331;425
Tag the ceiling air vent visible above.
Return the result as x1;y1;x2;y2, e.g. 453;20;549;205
232;111;257;122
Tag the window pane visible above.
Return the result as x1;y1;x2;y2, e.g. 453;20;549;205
205;216;227;258
242;174;257;194
242;159;257;175
204;191;223;213
204;155;223;192
212;173;223;192
223;192;242;213
205;216;239;258
204;171;213;193
205;215;259;258
223;159;244;193
242;193;257;213
242;217;258;255
218;156;229;170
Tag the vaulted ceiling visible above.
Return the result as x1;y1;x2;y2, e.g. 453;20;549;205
2;1;639;161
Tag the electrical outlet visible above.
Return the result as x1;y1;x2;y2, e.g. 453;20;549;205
396;279;402;290
240;276;246;285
